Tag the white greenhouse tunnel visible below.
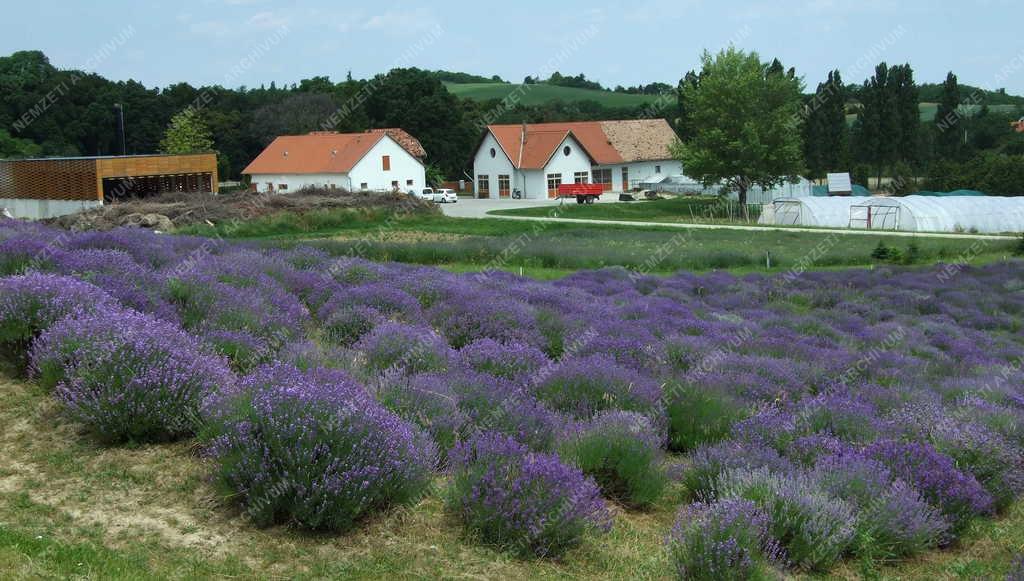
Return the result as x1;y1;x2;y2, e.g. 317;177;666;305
760;196;1024;234
759;197;866;228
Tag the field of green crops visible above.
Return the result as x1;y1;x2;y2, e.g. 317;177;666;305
443;82;662;108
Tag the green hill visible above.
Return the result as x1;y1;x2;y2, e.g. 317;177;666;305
443;82;663;107
845;102;1021;125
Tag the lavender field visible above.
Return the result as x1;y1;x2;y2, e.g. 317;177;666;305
1;217;1023;578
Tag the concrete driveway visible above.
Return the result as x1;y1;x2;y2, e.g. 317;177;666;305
440;197;602;218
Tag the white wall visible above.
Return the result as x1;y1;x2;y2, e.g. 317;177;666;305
522;170;546;199
350;135;426;192
249;134;424;193
594;160;682;192
0;198;103;220
249;173;351;193
533;135;592;199
473;132;516;197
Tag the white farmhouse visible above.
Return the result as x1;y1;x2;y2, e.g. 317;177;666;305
472;119;681;199
243;129;427;193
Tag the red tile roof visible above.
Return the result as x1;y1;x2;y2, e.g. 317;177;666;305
242;129;425;175
485;119;678;169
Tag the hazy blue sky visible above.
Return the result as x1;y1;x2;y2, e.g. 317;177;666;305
4;0;1023;93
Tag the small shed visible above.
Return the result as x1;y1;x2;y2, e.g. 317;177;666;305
827;172;852;196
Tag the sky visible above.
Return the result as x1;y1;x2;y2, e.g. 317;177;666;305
3;0;1024;94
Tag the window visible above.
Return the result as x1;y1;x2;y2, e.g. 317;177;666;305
573;171;589;184
498;174;510;196
591;168;612;184
563;146;571;156
382;155;391;171
406;179;414;186
490;147;496;158
655;165;661;174
478;175;490;194
278;184;288;191
546;173;562;193
391;180;399;190
266;182;274;192
359;182;368;190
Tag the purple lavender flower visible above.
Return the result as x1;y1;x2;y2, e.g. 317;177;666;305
812;452;949;555
355;321;453;375
30;306;234;443
667;498;784;580
531;354;664;421
865;439;994;530
684;441;795;500
455;338;549;382
717;467;856;571
202;363;436;531
0;273;115;346
447;431;611;557
427;287;541;349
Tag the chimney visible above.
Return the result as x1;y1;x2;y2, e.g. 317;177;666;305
521;121;528;144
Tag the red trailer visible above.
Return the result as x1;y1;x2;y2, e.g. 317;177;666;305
557;183;603;204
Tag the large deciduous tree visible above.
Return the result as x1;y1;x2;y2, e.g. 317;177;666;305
671;47;805;206
159;108;214;154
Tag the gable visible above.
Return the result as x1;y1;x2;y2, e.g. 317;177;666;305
242;129;426;175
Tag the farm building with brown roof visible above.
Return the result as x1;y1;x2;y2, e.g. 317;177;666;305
472;119;681;199
243;129;427;194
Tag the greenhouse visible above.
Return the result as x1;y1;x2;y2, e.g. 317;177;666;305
759;197;866;228
849;196;1024;234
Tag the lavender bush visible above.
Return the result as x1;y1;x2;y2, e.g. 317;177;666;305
321;305;384;347
376;372;467;454
446;431;611;557
203;363;436;531
865;439;994;531
812;452;948;557
666;499;783;580
30;306;233;443
717;467;856;572
456;338;549;382
355;322;452;375
665;382;747;452
561;411;667;507
531;354;663;420
0;273;114;359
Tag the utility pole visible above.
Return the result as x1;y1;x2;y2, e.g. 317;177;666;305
114;103;126;155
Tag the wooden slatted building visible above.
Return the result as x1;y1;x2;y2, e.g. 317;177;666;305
0;153;218;219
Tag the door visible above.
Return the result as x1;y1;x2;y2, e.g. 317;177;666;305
621;167;629;192
546;174;562;199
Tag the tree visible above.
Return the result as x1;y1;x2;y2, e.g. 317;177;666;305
670;48;805;207
159;108;213;154
891;64;919;166
934;71;962;160
675;70;700;140
802;70;849;180
852;63;895;187
250;93;343;145
0;127;42;158
365;68;478;178
852;63;920;187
